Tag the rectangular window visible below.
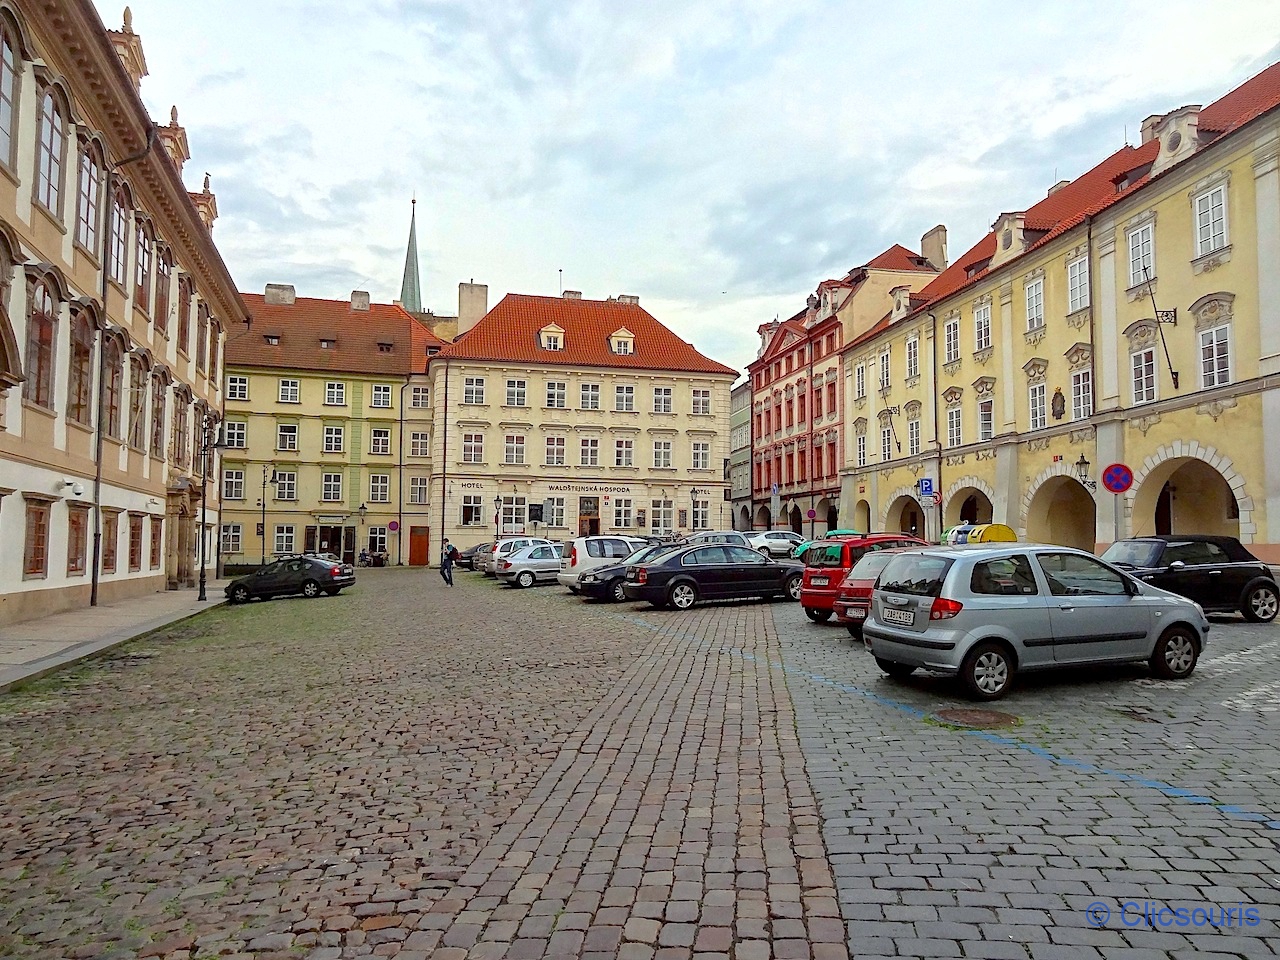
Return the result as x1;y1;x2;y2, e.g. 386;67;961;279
1067;256;1089;313
906;338;919;379
505;379;526;406
150;517;163;568
813;390;822;419
615;385;635;412
947;407;962;448
278;378;300;403
653;386;673;413
978;399;994;441
324;381;346;406
369;474;390;502
856;434;866;468
1072;369;1093;421
275;471;297;501
580;437;599;466
128;514;143;572
881;426;892;462
371;384;392;408
277;423;298;451
409;477;429;504
692;389;711;415
102;513;117;573
370;428;391;455
1132;348;1157;404
1200;325;1230;388
368;526;387;554
221;523;242;555
615;439;634;467
223;421;247;448
223;469;245;501
321;473;343;502
613;498;633;528
650;499;674;536
1029;383;1047;430
974;303;992;349
546;381;567;408
545;436;566;465
462;433;484;463
1025;279;1044;330
461;495;483;525
274;525;295;555
908;418;920;456
653;440;673;468
692;441;710;469
500;496;527;534
581;383;600;409
463;377;485;404
504;434;525;464
24;501;50;578
855;365;865;399
410;431;430;456
226;375;248;401
324;426;344;453
76;147;100;251
692;500;710;531
879;351;890;390
410;385;430;408
66;505;88;575
827;382;836;414
1128;222;1154;287
1195;185;1227;256
945;317;960;363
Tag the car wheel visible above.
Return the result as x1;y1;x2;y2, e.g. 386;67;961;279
229;584;250;604
804;607;832;623
1242;583;1279;623
785;575;802;601
668;582;698;610
846;624;862;639
301;579;321;599
875;657;915;679
516;571;535;588
960;641;1014;701
610;579;627;603
759;547;771;558
1150;626;1199;679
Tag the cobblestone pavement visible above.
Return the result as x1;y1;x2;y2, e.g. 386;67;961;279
775;605;1280;959
0;569;846;960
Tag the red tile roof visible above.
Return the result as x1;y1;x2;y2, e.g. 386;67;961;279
228;293;445;376
435;294;737;376
864;243;935;273
1199;60;1280;135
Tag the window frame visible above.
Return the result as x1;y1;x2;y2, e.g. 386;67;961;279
276;423;298;452
947;406;962;448
1067;256;1089;313
321;473;343;502
323;425;345;453
462;376;485;405
226;375;249;401
462;433;484;463
545;435;566;465
503;433;525;465
1199;323;1231;389
505;378;527;407
978;398;994;442
974;303;992;350
615;384;635;412
691;441;710;470
1028;383;1047;431
1024;278;1044;331
278;378;300;403
34;87;66;217
1132;347;1157;405
546;380;567;409
615;438;634;467
1127;222;1155;288
324;381;346;406
370;427;391;456
370;384;393;408
692;388;711;415
223;468;245;501
944;317;960;363
580;436;599;466
580;383;600;409
369;473;390;503
1194;184;1228;257
1071;369;1093;421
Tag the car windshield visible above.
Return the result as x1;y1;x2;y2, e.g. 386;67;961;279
1100;540;1162;567
878;554;953;597
847;551;897;579
804;543;846;568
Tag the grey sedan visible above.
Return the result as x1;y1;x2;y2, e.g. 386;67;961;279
863;544;1210;700
495;542;564;588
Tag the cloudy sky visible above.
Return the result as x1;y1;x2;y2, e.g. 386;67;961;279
95;1;1279;376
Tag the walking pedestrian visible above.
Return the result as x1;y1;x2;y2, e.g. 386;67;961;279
440;538;457;586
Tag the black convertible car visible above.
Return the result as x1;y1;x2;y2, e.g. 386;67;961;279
1101;535;1278;621
226;555;356;603
622;543;803;610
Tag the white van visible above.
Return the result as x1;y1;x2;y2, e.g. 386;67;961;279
557;535;650;590
482;537;552;576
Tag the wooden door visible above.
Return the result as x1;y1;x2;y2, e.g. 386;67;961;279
409;526;430;566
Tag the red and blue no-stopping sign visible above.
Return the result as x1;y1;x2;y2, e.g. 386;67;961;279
1102;463;1133;494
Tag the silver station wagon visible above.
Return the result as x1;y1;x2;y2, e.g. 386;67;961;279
864;544;1210;700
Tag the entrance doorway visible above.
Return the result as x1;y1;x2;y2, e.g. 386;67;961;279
1025;476;1096;550
409;526;430;565
886;496;924;537
578;496;600;536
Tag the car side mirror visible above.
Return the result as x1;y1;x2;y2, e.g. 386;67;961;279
1167;560;1186;571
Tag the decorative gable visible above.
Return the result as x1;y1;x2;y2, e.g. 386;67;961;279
539;322;565;351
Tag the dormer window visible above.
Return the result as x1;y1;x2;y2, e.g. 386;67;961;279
320;338;336;349
539;323;565;351
264;334;280;346
427;346;441;356
610;326;635;355
377;342;393;353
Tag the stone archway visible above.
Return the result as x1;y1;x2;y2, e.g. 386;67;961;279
1025;475;1096;550
854;499;871;533
1128;443;1252;542
788;504;804;534
736;505;752;531
885;495;925;537
944;477;996;526
753;504;772;529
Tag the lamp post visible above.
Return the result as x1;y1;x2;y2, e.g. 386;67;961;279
1074;454;1098;492
260;465;278;564
196;413;223;601
494;496;502;540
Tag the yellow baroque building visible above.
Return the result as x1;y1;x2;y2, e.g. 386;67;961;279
840;63;1280;561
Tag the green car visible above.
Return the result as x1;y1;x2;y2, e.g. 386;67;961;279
792;529;864;558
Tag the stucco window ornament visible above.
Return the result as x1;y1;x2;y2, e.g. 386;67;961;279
1133;412;1161;436
1023;266;1046;283
854;395;867;410
1022;357;1049;385
1063;342;1093;371
1026;437;1051;453
1192;248;1232;275
853;417;867;436
973;293;993;309
903;400;922;418
1023;327;1047;347
945;454;967;466
1066;307;1091;330
972;376;996;398
1122;319;1159;350
877;408;894;425
943;358;964;377
1196;397;1238;422
973;346;994;366
1070;426;1096;444
1189;292;1235;331
942;385;964;407
905;374;921;389
1065;242;1087;262
975;449;996;461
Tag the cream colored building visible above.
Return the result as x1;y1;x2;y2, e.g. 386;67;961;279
429;290;736;548
0;3;246;625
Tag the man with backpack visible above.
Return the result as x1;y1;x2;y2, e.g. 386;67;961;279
440;539;458;586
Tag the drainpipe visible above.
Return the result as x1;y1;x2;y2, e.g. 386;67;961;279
90;125;155;607
397;378;408;564
807;332;815;540
929;312;943;542
437;359;450;567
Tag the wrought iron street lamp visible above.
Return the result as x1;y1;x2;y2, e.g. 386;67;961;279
494;496;502;540
260;466;278;565
196;413;223;601
1074;454;1098;491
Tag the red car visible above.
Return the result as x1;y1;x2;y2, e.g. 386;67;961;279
799;534;929;622
832;549;915;637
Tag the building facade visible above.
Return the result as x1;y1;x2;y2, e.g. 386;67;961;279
728;380;751;530
0;3;246;625
838;63;1280;559
222;285;442;569
429;291;736;549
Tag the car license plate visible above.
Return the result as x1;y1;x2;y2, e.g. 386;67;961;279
850;608;866;619
812;577;829;586
882;607;914;626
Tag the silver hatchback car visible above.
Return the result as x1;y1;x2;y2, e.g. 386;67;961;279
495;542;564;588
864;544;1210;700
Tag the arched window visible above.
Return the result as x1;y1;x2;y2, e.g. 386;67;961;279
208;320;221;382
149;370;167;454
103;334;123;438
154;245;171;334
196;302;208;371
0;19;21;169
76;140;102;251
134;221;152;312
176;275;192;354
22;279;56;408
35;89;66;215
66;309;94;425
127;353;147;449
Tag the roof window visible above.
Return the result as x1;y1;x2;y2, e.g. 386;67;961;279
610;326;635;355
539;323;565;351
264;334;280;346
377;342;393;353
320;338;336;349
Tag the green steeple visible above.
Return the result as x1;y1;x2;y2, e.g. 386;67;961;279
399;198;422;313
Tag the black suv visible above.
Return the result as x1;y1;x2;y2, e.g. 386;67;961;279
226;555;356;604
1101;535;1278;621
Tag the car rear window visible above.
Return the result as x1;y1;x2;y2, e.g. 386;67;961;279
849;551;896;578
878;554;952;597
804;543;846;568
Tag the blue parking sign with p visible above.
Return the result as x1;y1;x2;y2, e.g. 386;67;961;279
919;478;934;497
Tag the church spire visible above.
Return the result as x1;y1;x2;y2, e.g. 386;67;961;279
399;197;423;313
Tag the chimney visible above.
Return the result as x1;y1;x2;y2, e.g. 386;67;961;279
562;290;582;300
616;294;639;305
920;224;947;271
1047;180;1070;196
264;283;296;306
1140;113;1166;144
350;290;370;311
457;281;489;335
